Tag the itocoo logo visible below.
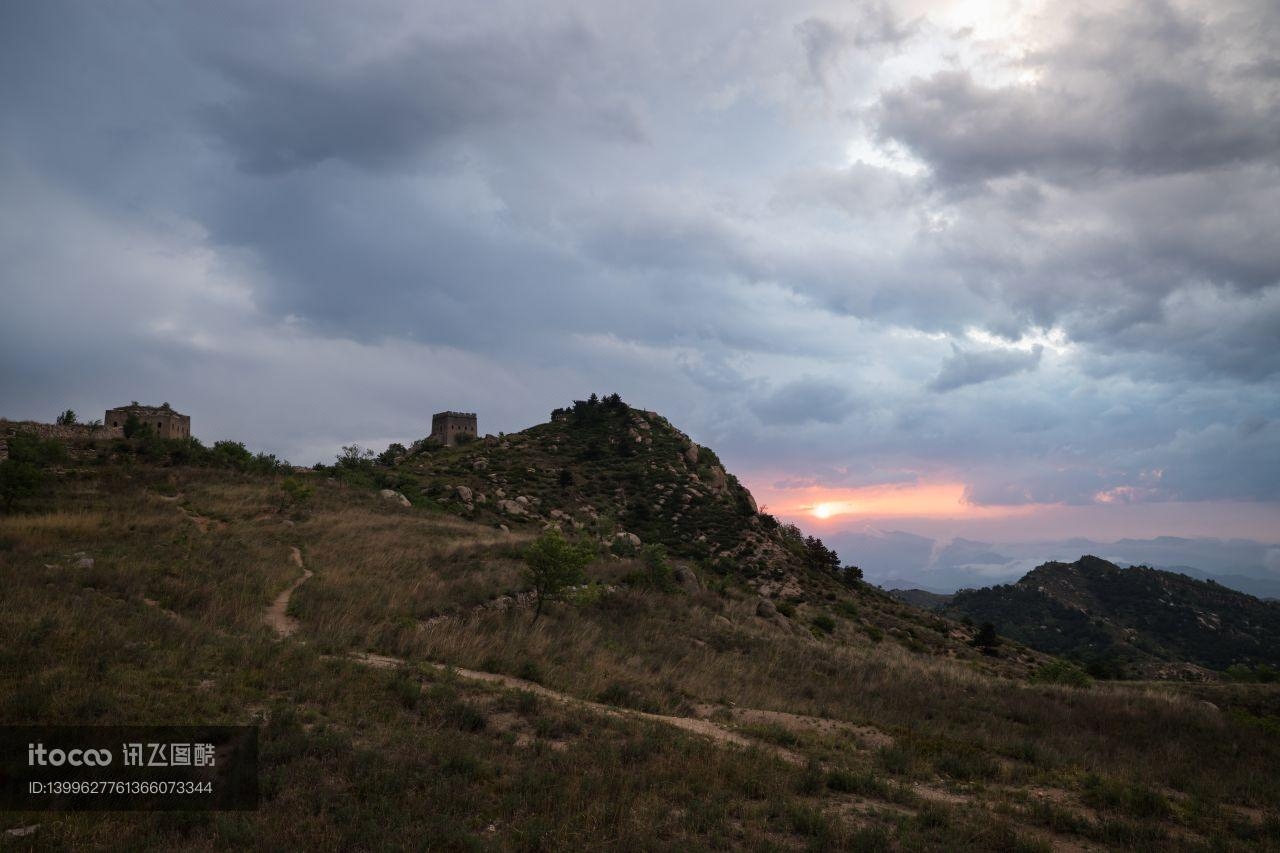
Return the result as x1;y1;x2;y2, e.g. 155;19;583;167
27;743;113;767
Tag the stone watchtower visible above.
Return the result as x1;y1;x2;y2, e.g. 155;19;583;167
105;402;191;439
429;411;477;446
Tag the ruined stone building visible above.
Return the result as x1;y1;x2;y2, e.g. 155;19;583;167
429;411;477;446
105;402;191;439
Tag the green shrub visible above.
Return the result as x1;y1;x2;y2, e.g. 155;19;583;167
826;769;888;797
811;615;836;635
516;660;543;683
1081;774;1171;819
0;461;41;512
523;530;595;619
445;701;487;732
1030;660;1093;688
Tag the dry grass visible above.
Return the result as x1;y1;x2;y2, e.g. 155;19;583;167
2;461;1278;850
0;510;106;549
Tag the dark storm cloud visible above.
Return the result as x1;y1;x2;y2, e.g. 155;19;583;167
203;22;593;174
929;344;1043;393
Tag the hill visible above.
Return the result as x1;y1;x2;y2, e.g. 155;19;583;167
888;588;954;610
946;556;1280;679
2;409;1280;849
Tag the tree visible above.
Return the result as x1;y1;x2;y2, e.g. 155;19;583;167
378;443;407;466
972;622;1001;653
0;461;41;512
336;444;376;469
122;412;144;438
523;530;594;620
803;535;842;575
55;409;77;426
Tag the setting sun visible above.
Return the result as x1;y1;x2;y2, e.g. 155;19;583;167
812;503;834;519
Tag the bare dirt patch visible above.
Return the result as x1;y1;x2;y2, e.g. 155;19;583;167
264;546;312;638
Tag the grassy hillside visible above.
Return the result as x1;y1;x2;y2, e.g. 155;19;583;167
946;556;1280;680
2;424;1280;850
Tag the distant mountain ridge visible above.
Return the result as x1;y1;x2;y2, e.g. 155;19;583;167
833;528;1280;599
942;555;1280;677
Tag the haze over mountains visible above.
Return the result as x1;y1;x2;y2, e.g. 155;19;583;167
830;528;1280;598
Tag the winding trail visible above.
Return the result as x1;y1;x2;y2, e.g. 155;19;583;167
264;547;312;638
348;651;801;762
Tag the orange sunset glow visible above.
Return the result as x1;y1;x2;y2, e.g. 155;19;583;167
755;481;1039;522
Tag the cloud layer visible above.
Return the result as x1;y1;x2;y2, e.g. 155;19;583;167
1;0;1277;563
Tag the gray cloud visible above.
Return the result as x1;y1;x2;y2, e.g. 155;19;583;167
751;378;857;425
203;22;594;174
0;0;1277;546
929;345;1043;393
877;1;1280;186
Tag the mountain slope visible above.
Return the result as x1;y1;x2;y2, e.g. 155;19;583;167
4;415;1280;848
946;555;1280;677
340;394;1049;675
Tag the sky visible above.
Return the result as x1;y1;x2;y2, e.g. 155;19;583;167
2;0;1278;588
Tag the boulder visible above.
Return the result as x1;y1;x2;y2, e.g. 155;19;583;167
673;565;700;593
497;500;527;516
379;489;411;507
76;556;95;569
707;465;728;493
615;531;641;548
454;485;473;503
515;495;530;505
684;444;699;465
756;598;778;619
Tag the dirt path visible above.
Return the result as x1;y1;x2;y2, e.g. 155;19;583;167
264;547;311;638
348;652;802;762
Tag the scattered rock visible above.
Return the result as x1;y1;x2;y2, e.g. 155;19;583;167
75;556;94;569
756;599;778;618
5;825;39;838
515;495;530;505
615;531;641;548
454;485;473;503
498;524;510;534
